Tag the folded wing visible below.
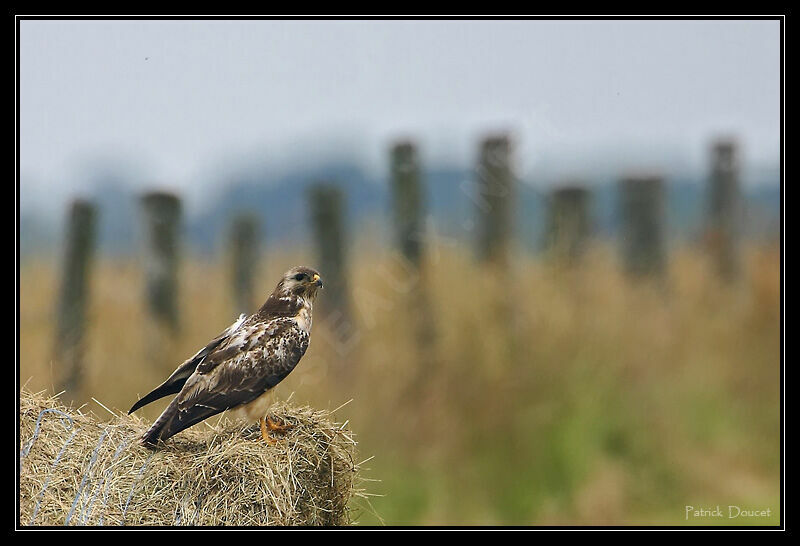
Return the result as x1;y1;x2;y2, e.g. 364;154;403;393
128;314;247;414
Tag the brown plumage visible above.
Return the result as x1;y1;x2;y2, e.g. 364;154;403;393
129;266;323;447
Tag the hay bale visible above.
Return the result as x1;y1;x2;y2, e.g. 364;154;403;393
19;390;360;526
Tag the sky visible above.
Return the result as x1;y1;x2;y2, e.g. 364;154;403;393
19;19;781;215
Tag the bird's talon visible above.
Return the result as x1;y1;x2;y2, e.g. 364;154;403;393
259;416;271;443
258;415;292;443
266;415;295;434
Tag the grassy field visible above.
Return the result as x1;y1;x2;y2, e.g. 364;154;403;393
18;242;781;526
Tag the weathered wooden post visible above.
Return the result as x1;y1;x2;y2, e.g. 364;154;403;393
140;191;182;333
389;140;437;380
54;199;97;396
308;184;350;321
228;213;261;315
475;133;515;267
707;138;741;281
619;174;667;279
471;133;520;369
390;140;425;268
545;184;592;264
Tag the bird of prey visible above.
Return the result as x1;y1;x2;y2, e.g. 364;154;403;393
129;266;323;447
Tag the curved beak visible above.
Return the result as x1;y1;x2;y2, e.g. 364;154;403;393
312;273;323;288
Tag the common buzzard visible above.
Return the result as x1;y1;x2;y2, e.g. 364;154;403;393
129;266;323;447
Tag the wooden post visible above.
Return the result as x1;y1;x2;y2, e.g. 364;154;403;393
308;184;349;320
54;200;97;396
707;138;741;281
228;213;261;315
390;140;425;268
545;184;591;264
389;140;438;381
471;133;520;372
475;134;515;267
140;192;182;332
619;174;667;279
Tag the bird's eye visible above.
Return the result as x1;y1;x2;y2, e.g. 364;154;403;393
294;273;306;281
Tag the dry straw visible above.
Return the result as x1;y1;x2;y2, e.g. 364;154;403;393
19;389;361;526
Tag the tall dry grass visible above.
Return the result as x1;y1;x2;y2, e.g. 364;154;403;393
19;242;781;525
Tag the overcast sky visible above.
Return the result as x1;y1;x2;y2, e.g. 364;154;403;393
19;19;780;214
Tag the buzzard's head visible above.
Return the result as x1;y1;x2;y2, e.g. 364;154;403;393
277;266;323;300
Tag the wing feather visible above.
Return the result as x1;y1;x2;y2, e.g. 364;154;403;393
128;314;247;414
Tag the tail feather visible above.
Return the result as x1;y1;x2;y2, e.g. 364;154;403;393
140;400;179;447
139;398;225;447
